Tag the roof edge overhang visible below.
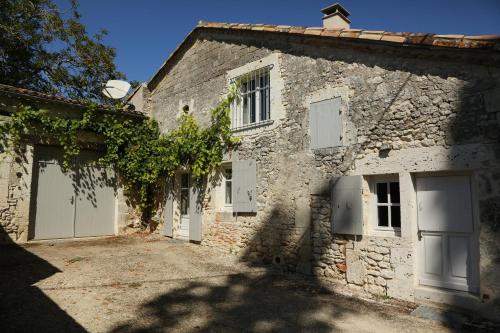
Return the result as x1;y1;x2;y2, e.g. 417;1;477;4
146;21;500;91
0;84;146;118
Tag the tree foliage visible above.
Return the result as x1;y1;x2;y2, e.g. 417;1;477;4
0;0;125;102
0;85;240;211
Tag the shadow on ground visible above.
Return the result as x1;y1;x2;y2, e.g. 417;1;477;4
109;270;361;333
0;228;87;332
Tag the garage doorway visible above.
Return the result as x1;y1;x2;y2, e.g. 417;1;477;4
416;175;479;293
31;146;116;240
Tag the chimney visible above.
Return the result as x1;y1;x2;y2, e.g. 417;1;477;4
321;3;351;30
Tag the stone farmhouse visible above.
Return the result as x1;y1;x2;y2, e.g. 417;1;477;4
0;2;499;322
129;3;500;320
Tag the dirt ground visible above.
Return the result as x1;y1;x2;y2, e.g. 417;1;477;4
0;236;455;333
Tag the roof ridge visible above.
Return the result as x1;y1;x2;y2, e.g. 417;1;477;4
197;21;500;47
146;20;499;90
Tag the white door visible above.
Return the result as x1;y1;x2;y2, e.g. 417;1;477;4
416;176;478;293
34;148;76;239
178;173;190;239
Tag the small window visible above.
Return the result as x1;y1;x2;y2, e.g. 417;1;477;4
180;174;190;216
224;168;232;206
375;181;401;229
231;67;270;129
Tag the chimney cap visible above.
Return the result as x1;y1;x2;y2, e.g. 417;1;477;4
321;3;351;18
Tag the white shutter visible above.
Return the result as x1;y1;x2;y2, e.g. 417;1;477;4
310;97;342;149
232;159;257;213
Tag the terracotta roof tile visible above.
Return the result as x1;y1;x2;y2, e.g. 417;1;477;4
197;21;500;50
320;29;343;37
380;33;406;43
288;27;307;34
359;31;384;41
304;28;323;36
464;35;500;40
340;29;362;39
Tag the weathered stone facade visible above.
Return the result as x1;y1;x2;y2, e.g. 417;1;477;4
144;27;500;319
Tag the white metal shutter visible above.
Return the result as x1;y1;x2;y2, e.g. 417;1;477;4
232;159;257;213
34;148;75;239
189;185;202;241
73;153;116;238
310;97;342;149
330;175;363;235
164;179;174;237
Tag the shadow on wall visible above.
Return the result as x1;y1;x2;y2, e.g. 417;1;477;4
0;228;87;332
451;80;500;313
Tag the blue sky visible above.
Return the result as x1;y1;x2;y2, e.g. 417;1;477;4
59;0;500;83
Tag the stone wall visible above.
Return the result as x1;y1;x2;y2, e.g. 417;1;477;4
148;28;500;316
0;144;34;243
311;195;414;300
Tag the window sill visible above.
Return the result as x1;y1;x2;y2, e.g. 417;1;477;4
231;119;274;133
370;228;401;237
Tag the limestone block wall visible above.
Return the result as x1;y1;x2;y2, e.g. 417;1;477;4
150;29;499;260
0;145;34;243
311;195;414;300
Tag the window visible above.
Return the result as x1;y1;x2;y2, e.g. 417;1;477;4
180;174;190;216
232;67;270;129
375;181;401;229
224;168;232;206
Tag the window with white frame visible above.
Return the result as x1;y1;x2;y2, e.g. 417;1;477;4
180;173;190;216
375;181;401;229
231;67;270;129
224;167;232;206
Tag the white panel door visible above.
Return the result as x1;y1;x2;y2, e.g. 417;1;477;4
417;176;478;293
34;151;76;240
73;151;116;238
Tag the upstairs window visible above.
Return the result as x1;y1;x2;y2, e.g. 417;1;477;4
231;67;270;129
375;181;401;229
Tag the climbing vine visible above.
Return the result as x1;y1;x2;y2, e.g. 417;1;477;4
0;84;240;211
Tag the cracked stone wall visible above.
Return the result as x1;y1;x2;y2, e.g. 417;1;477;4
148;29;500;313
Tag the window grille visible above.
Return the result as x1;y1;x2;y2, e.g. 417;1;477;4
231;66;271;130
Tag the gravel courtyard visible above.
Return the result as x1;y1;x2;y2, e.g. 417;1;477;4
0;236;454;332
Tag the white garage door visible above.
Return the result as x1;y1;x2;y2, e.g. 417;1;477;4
33;147;116;240
416;175;478;293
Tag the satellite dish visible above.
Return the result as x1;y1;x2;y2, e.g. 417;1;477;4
102;80;131;99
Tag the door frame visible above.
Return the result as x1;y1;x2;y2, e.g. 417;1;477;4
415;172;480;294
